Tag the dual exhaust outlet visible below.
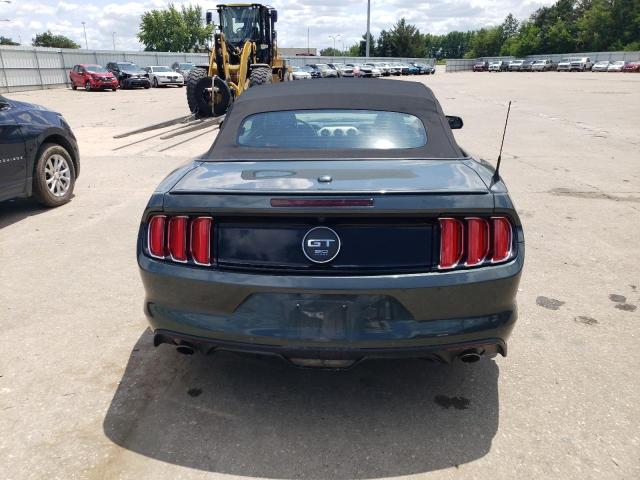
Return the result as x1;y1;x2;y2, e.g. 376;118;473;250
173;343;484;364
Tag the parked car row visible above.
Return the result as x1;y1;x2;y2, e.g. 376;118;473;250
476;57;639;73
69;61;197;91
289;61;435;80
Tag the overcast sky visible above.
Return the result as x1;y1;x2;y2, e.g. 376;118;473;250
1;1;554;52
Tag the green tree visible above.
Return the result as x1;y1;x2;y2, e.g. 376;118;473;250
1;36;20;46
32;31;80;49
577;0;613;51
467;26;504;57
387;18;425;57
319;47;342;56
501;13;519;39
547;18;576;52
138;4;212;52
376;29;393;57
357;33;375;56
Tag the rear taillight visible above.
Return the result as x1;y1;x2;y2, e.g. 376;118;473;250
438;218;464;269
465;217;489;266
190;217;213;266
147;215;166;258
439;216;513;270
491;217;512;263
167;216;188;262
147;215;213;265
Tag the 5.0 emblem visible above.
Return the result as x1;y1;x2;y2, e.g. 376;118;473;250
302;227;341;264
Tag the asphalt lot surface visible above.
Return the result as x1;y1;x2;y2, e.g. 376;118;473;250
1;71;639;479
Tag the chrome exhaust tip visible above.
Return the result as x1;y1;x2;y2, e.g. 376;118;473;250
176;344;195;355
459;350;482;363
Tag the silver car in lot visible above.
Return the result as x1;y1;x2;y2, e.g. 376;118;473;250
170;62;195;78
144;66;184;87
592;61;611;72
311;64;339;78
531;59;556;71
327;63;354;77
508;60;525;71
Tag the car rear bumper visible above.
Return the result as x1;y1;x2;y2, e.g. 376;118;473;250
157;77;184;85
139;248;523;362
90;80;118;88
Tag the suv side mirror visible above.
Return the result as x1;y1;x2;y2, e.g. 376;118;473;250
446;115;463;129
205;11;213;25
271;9;278;22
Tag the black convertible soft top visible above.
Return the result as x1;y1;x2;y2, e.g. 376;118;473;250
205;78;464;160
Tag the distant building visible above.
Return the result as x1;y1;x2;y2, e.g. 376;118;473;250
280;47;317;56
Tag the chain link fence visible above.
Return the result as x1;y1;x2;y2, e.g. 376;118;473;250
0;45;436;93
446;50;640;72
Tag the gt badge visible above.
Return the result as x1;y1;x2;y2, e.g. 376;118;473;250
302;227;341;264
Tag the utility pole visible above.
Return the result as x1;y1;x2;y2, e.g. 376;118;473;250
81;21;88;49
365;0;371;58
112;32;116;51
307;27;310;55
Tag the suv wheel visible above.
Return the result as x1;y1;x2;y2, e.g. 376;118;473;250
85;80;92;91
32;143;76;207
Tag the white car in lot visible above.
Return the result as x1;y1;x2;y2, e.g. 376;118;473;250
569;57;593;71
488;60;508;72
289;66;312;80
144;66;184;87
531;59;556;71
607;61;627;72
557;58;573;71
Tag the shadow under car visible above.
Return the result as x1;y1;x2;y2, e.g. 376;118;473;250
103;330;500;478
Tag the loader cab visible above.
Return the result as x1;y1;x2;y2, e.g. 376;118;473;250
216;4;278;64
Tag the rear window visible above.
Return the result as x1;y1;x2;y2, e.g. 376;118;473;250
237;109;427;150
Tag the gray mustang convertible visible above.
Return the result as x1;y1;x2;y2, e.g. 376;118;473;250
137;79;524;367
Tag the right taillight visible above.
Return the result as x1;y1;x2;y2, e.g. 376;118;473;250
491;216;512;263
438;216;513;270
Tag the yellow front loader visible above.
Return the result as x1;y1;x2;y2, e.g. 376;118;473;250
186;3;288;117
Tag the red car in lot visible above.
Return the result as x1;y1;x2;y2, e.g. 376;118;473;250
622;61;640;72
69;64;118;91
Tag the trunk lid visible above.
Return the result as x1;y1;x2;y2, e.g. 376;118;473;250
171;159;489;194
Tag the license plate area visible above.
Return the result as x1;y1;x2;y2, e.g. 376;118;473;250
233;293;415;342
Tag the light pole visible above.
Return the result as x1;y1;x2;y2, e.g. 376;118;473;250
365;0;371;58
81;21;88;49
112;32;116;51
328;34;341;52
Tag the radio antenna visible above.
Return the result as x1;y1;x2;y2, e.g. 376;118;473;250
492;100;512;184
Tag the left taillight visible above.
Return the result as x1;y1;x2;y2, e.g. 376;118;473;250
146;215;213;265
147;215;166;258
190;217;213;266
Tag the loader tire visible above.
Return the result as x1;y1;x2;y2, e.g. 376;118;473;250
249;67;273;87
186;67;213;118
